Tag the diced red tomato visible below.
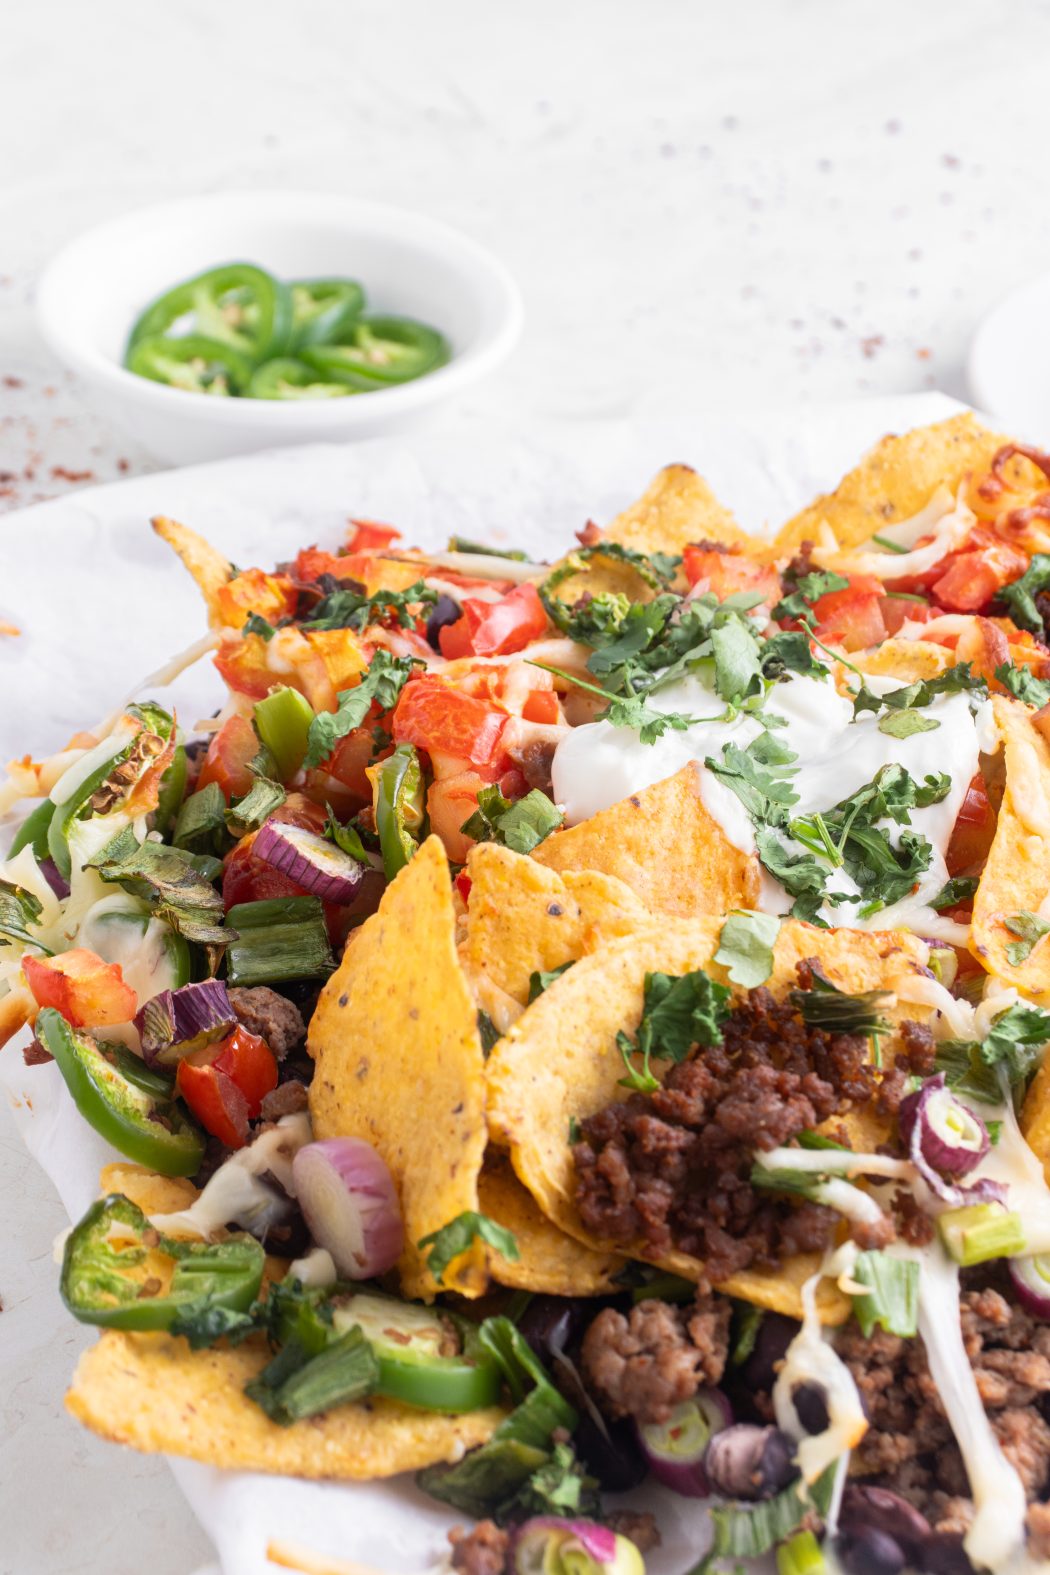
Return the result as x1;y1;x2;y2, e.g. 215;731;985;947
214;633;276;699
392;678;507;768
954;616;1012;686
880;597;936;636
454;871;473;904
222;799;345;941
683;546;782;606
945;772;997;876
810;575;887;653
214;569;298;631
522;690;561;725
930;533;1029;613
346;520;401;553
196;716;260;803
426;770;490;864
177;1026;278;1126
176;1056;250;1148
318;726;379;803
23;949;137;1028
439;584;549;660
294;546;358;583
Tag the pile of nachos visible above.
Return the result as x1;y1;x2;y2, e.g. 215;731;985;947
9;413;1050;1574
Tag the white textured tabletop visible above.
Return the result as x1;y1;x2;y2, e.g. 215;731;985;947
3;2;1050;1571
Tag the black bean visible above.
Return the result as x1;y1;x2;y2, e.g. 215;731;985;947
839;1529;906;1575
839;1485;931;1561
792;1381;829;1434
704;1423;798;1501
425;594;462;650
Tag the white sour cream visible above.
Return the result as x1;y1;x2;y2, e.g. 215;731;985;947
551;672;982;930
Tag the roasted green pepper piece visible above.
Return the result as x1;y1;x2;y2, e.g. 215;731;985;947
288;278;365;350
127;263;292;359
37;1008;205;1176
126;335;256;396
302;315;449;390
373;743;424;879
48;704;176;881
153;743;188;835
8;798;56;862
61;1192;263;1330
246;357;352;401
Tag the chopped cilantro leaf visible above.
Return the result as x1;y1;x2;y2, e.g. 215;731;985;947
878;709;940;738
714;910;780;987
243;611;276;641
460;785;563;854
418;1212;520;1283
772;570;849;621
995;662;1050;709
1000;554;1050;634
616;967;730;1092
931;875;979;911
304;580;436;633
1005;911;1050;966
527;961;574;1003
979;1001;1050;1086
303;651;420;769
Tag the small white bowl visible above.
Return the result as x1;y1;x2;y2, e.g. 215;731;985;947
968;270;1050;440
36;191;523;466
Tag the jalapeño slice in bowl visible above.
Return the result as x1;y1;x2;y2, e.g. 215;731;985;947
288;278;365;350
301;315;450;389
246;357;354;401
126;263;293;360
126;335;256;396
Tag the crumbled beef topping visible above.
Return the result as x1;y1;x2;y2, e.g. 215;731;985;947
836;1280;1050;1530
876;1019;937;1117
573;973;883;1281
580;1289;730;1426
227;986;306;1059
604;1510;661;1553
258;1080;309;1121
22;1036;52;1066
448;1521;508;1575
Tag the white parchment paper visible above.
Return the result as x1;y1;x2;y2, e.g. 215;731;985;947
0;392;968;1575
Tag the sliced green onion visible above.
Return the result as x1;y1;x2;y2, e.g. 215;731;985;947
777;1531;826;1575
225;896;334;987
254;687;316;782
937;1204;1027;1266
883;590;929;602
245;1327;378;1424
173;782;227;851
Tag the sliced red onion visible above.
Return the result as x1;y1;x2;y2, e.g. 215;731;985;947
637;1387;732;1497
135;978;236;1067
899;1074;1003;1207
514;1520;643;1575
39;857;70;899
1008;1255;1050;1318
292;1137;403;1279
899;1075;990;1176
253;820;365;904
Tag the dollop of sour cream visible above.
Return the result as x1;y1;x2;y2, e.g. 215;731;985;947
551;671;986;931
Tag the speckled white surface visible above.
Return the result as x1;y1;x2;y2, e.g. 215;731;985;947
3;3;1050;1571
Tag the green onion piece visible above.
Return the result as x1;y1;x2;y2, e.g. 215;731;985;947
883;590;929;602
937;1204;1027;1266
851;1250;919;1337
245;1328;378;1424
254;687;316;781
173;782;227;852
777;1531;826;1575
871;533;909;554
225;896;334;987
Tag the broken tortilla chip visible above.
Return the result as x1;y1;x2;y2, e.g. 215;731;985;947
152;515;234;623
478;1151;626;1295
853;638;956;685
605;464;755;556
308;836;488;1300
971;696;1050;1000
458;843;650;1013
532;763;760;920
486;918;928;1323
66;1330;505;1478
98;1163;198;1220
775;414;1006;554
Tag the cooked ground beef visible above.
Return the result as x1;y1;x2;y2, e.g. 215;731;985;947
574;969;891;1281
837;1280;1050;1534
258;1080;309;1121
580;1289;730;1426
875;1019;937;1117
22;1036;52;1066
228;986;305;1058
448;1520;508;1575
604;1510;661;1552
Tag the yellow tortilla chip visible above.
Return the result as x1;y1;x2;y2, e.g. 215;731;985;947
971;697;1050;999
487;918;928;1323
853;638;955;685
532;763;760;919
308;836;488;1299
606;464;756;555
66;1331;504;1479
152;515;233;621
458;843;650;1012
540;546;663;622
776;414;1007;553
478;1152;626;1294
98;1163;198;1219
1022;1058;1050;1181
